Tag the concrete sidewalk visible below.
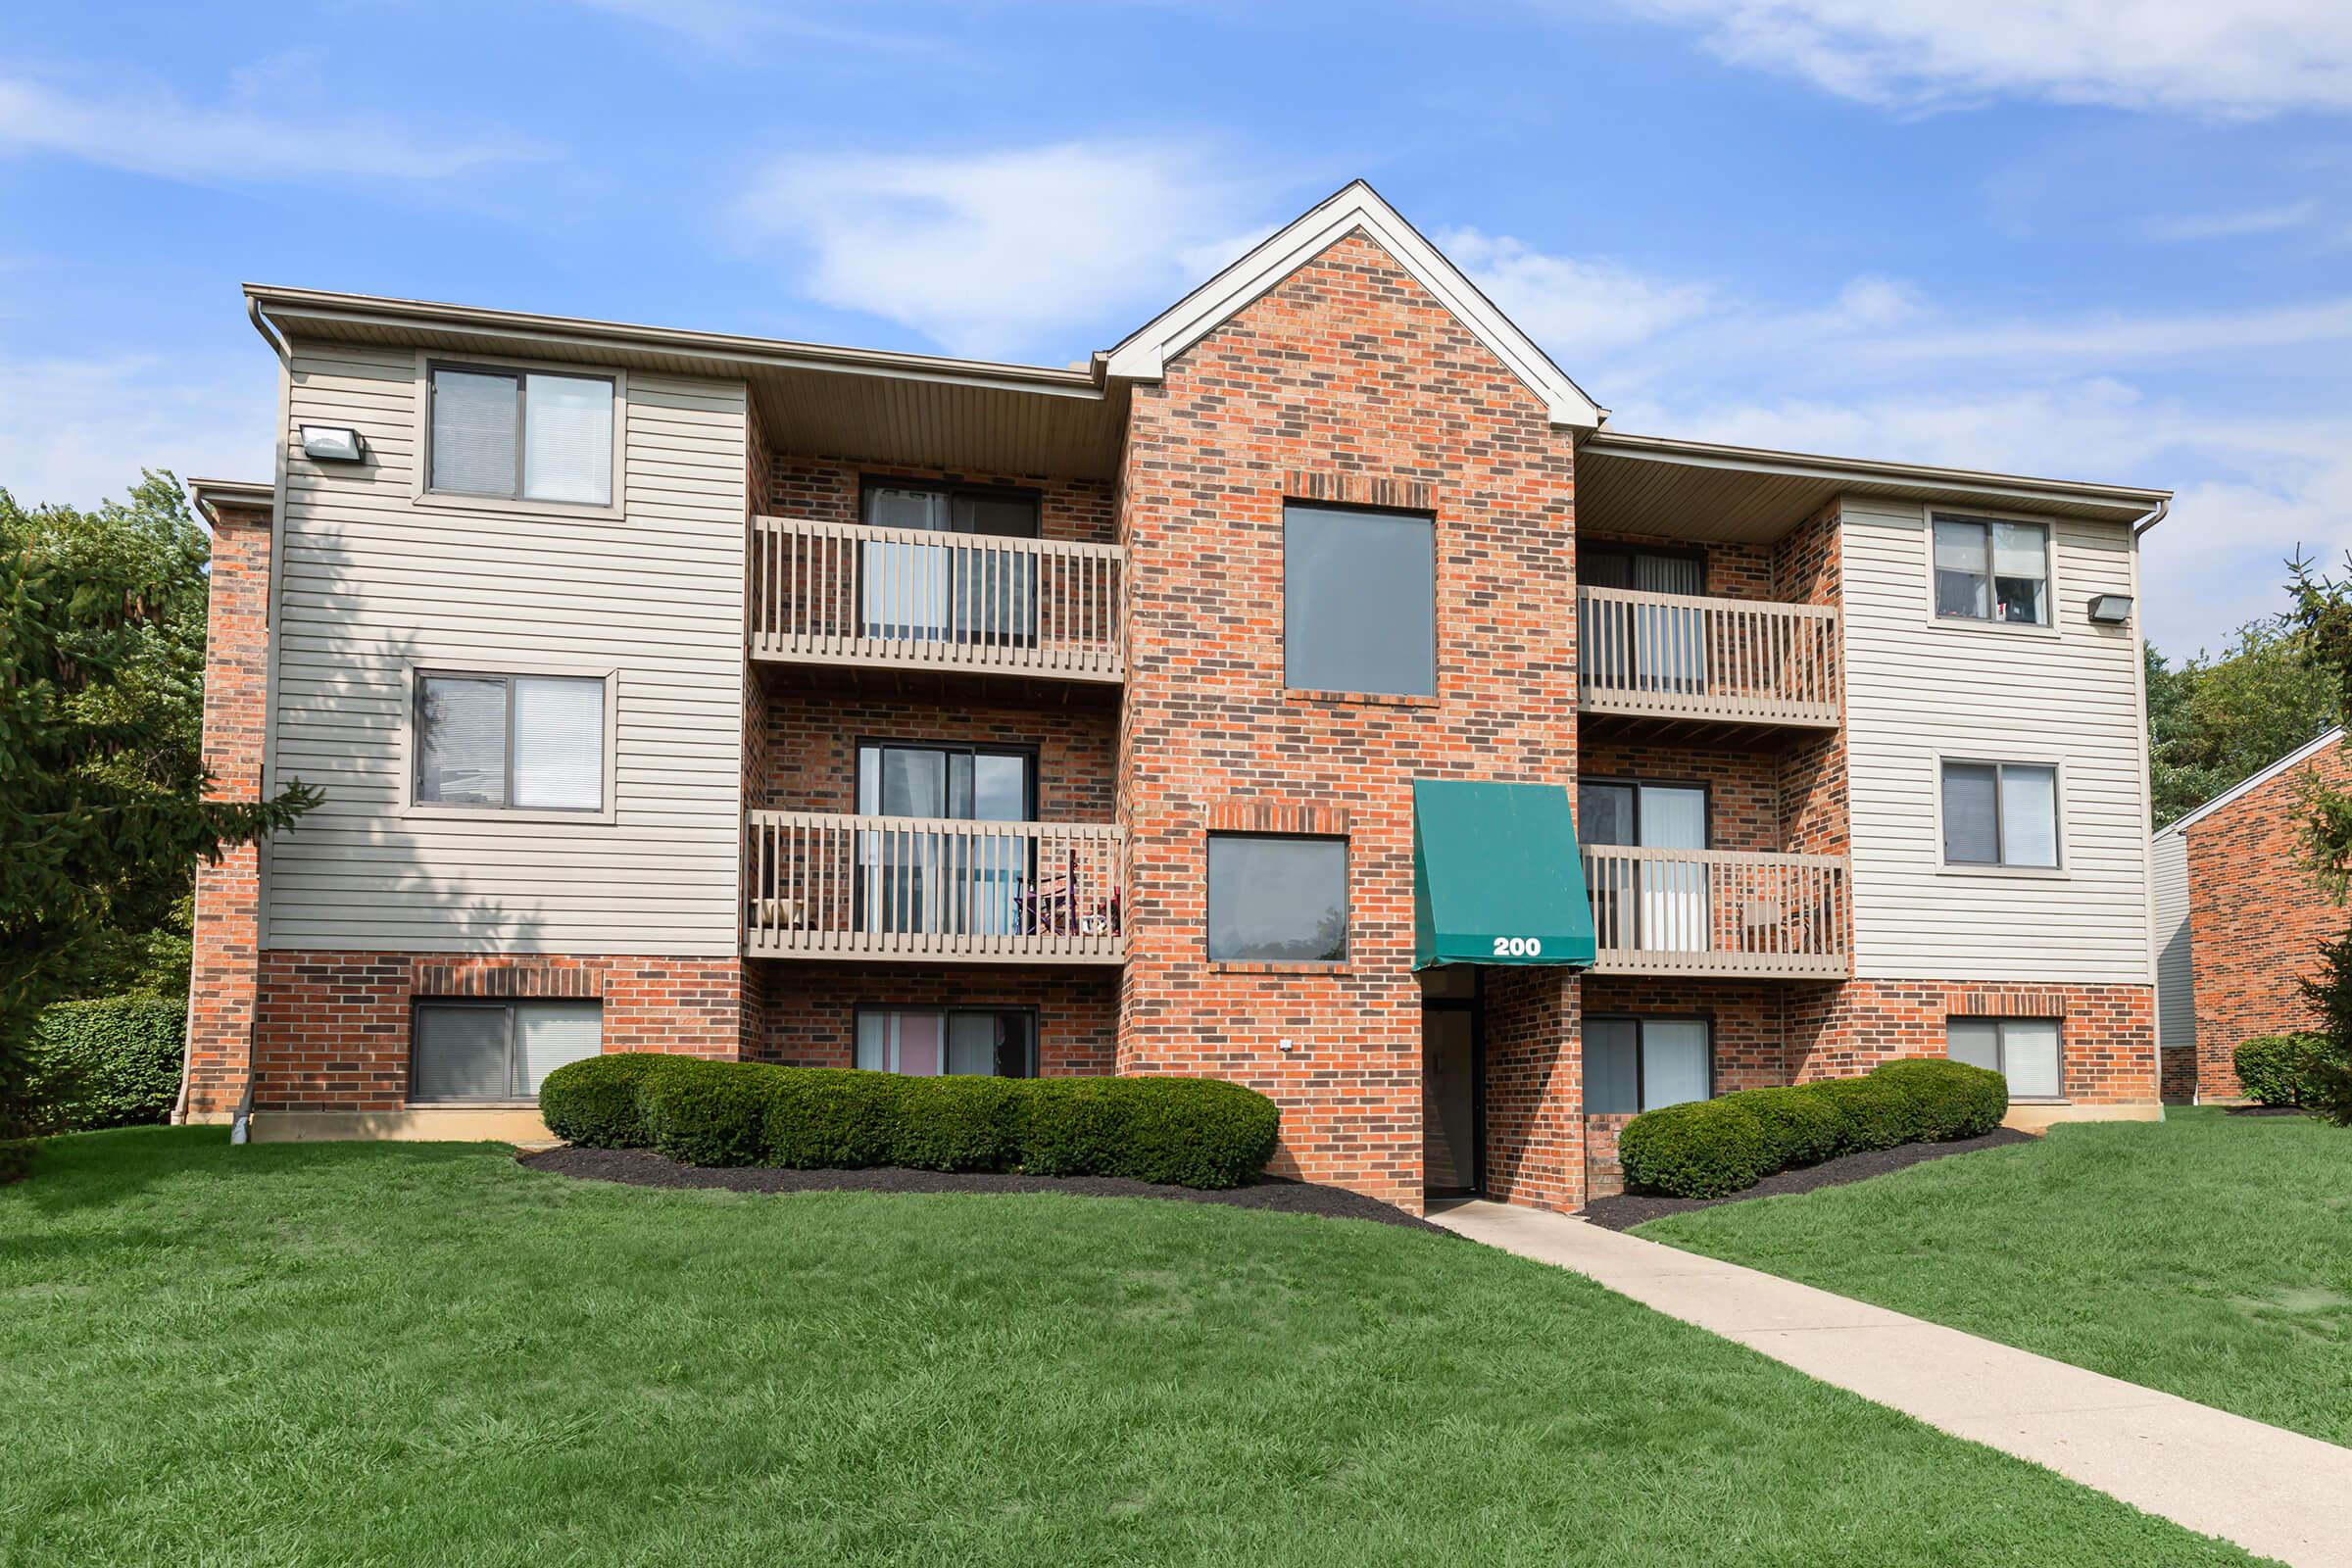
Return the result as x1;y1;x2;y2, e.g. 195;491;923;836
1430;1199;2352;1568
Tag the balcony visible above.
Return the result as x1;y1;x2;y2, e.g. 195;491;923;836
1582;845;1850;980
749;515;1125;683
745;809;1125;963
1577;586;1840;734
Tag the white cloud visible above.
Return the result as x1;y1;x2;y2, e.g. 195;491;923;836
733;142;1276;360
2140;200;2322;243
1614;0;2352;117
565;0;928;50
0;76;550;182
0;353;275;514
1437;228;1715;358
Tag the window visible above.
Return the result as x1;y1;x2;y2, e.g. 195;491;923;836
856;1007;1037;1077
854;743;1036;936
1206;834;1348;962
1941;760;2059;868
416;672;606;812
1580;780;1707;953
1934;514;2049;625
859;480;1041;645
1584;1016;1712;1114
428;365;614;506
412;1000;601;1102
1581;543;1704;596
1283;503;1436;696
1947;1016;2063;1101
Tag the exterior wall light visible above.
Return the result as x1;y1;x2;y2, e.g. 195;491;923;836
300;425;366;463
2086;593;2133;625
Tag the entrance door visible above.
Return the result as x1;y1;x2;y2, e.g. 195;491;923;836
1423;1003;1481;1198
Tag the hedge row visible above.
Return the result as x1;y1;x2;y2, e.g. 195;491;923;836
540;1054;1283;1190
2233;1033;2331;1106
26;1000;184;1135
1615;1058;2009;1200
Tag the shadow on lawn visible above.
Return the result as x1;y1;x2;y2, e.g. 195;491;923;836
9;1125;493;1219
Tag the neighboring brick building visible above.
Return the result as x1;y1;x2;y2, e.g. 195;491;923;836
2153;728;2348;1102
183;181;2170;1211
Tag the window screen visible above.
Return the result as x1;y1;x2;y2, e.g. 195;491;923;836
1941;760;2058;868
1206;835;1348;962
428;366;612;505
1283;504;1436;695
1583;1016;1711;1114
416;672;606;812
412;1001;601;1102
1946;1016;2063;1101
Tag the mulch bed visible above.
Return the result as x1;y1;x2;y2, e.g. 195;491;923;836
1579;1127;2037;1231
520;1145;1448;1234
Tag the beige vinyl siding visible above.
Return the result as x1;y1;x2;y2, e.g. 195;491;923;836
2152;829;2194;1058
1840;494;2153;984
262;339;747;955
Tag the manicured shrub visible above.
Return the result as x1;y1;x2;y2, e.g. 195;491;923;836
1870;1058;2007;1140
637;1058;780;1167
538;1052;696;1149
1617;1057;2011;1200
893;1073;1019;1171
1617;1097;1775;1200
27;1000;184;1134
2234;1034;2328;1106
761;1067;906;1168
1017;1076;1281;1189
536;1056;1282;1189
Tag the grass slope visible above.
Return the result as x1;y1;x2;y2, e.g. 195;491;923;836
2;1128;2254;1567
1641;1108;2352;1447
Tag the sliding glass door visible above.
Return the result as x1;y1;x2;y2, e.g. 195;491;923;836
860;484;1041;646
856;744;1035;937
1584;545;1707;695
1581;780;1709;953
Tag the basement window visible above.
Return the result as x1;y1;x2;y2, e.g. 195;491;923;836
412;1000;602;1103
1946;1016;2063;1101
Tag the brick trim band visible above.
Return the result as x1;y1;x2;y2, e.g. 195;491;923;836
1203;799;1352;835
1284;470;1436;514
413;961;604;999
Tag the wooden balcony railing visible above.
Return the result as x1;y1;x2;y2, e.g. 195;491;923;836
749;515;1125;682
745;809;1125;962
1582;845;1851;979
1578;585;1840;729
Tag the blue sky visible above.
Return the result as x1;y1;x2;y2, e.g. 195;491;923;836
5;1;2350;658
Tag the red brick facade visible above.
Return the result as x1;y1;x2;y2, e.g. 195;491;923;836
182;500;273;1120
1112;231;1581;1209
2182;737;2351;1098
251;954;740;1110
1788;979;2157;1104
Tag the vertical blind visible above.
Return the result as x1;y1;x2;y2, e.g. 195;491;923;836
412;1001;604;1102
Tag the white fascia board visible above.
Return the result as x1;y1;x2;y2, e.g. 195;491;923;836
1104;180;1606;430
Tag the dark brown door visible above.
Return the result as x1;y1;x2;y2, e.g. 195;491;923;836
1423;1004;1481;1198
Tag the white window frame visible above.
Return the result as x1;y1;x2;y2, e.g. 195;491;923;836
400;661;619;825
410;350;628;521
1946;1015;2067;1103
1933;752;2067;878
1921;507;2060;638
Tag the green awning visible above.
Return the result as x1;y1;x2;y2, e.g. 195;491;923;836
1412;779;1597;969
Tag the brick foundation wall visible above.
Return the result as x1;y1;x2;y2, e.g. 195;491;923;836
2184;737;2350;1099
251;953;741;1110
748;962;1117;1075
1114;229;1580;1213
183;500;273;1119
1583;1110;1636;1200
1788;979;2157;1103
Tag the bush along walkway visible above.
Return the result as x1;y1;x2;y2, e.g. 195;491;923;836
1431;1200;2352;1568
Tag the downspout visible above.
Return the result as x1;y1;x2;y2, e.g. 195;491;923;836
2130;496;2172;1100
2132;497;2169;537
247;294;291;366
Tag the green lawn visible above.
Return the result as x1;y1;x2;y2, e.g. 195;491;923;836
2;1130;2255;1567
1640;1108;2352;1448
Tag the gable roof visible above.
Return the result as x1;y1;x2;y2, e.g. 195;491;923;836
1102;180;1607;429
2153;726;2347;841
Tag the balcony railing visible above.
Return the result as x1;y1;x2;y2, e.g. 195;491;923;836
1578;586;1840;729
1583;845;1851;979
749;515;1125;682
745;809;1125;962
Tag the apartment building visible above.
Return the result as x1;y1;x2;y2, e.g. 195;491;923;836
182;181;2169;1213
